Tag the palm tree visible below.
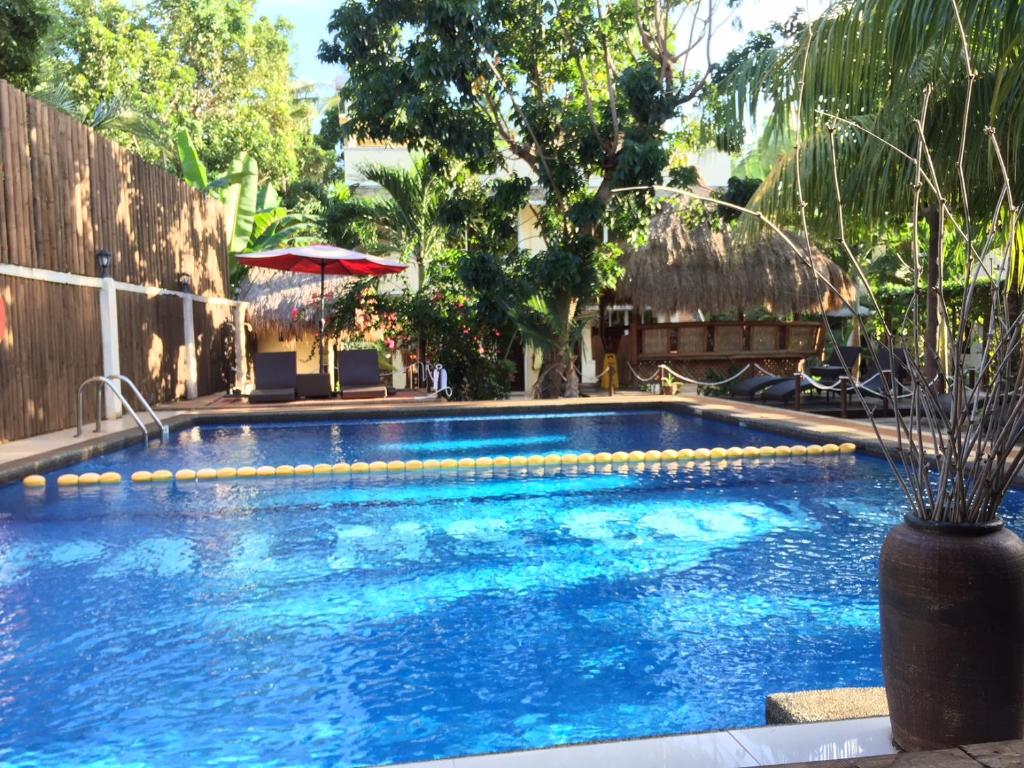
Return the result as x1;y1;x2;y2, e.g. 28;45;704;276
708;0;1024;381
339;156;451;289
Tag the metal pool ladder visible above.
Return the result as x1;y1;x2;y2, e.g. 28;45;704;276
77;375;170;445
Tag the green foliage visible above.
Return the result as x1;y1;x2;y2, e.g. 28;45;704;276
326;255;518;401
0;0;52;89
177;128;317;287
320;0;696;395
36;0;311;186
704;0;1024;237
717;176;762;221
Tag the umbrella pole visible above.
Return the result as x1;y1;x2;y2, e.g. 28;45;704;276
319;264;327;374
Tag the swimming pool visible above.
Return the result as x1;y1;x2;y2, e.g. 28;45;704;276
1;409;1019;766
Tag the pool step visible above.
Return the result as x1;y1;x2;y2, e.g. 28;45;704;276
766;687;889;725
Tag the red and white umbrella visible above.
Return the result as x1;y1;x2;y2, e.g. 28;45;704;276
237;245;408;372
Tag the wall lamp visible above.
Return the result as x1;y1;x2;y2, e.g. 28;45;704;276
96;249;112;278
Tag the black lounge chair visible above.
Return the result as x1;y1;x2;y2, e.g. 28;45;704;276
338;349;388;400
730;373;790;399
754;346;862;403
854;348;911;400
249;352;297;403
296;372;333;399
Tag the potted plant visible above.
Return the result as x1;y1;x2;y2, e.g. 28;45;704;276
662;373;681;395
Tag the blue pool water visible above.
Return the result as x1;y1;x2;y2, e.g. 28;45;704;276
0;409;1019;766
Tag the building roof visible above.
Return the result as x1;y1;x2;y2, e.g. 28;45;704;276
619;207;856;316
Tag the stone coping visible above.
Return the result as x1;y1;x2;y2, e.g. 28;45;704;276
767;688;889;725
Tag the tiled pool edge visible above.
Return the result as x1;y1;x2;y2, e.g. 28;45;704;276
380;716;895;768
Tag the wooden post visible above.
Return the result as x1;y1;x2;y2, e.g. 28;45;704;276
793;372;802;411
840;377;848;418
234;301;247;394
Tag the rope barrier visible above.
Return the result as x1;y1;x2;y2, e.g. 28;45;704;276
26;442;859;488
626;362;753;388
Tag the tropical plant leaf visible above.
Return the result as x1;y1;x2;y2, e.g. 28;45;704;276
225;153;259;254
176;129;209;190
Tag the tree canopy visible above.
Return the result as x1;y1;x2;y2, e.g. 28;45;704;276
321;0;731;395
33;0;317;186
0;0;52;89
704;0;1024;234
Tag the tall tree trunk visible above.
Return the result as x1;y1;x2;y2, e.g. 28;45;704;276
924;205;944;392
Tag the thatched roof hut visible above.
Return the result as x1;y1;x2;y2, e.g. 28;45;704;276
621;207;856;316
237;268;354;340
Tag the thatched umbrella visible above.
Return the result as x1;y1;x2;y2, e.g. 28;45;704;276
621;207;856;316
237;268;355;341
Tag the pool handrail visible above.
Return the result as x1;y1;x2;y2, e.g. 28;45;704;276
76;375;169;445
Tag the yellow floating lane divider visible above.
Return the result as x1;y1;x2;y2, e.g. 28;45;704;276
35;441;859;491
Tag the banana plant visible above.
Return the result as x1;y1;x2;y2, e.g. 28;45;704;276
176;129;317;284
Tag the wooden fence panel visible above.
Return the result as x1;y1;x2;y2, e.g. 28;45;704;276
0;79;232;444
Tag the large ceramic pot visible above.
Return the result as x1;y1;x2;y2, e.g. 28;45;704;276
879;514;1024;751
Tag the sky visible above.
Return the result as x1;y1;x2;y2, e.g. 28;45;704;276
253;0;831;92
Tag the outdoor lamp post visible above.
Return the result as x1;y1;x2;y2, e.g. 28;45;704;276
177;273;192;292
96;249;111;278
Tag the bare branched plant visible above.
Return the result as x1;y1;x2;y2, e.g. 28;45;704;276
620;0;1023;524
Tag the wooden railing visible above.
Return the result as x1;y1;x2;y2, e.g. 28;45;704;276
637;321;824;361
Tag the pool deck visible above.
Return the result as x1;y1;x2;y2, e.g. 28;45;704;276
383;716;896;768
0;390;905;484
